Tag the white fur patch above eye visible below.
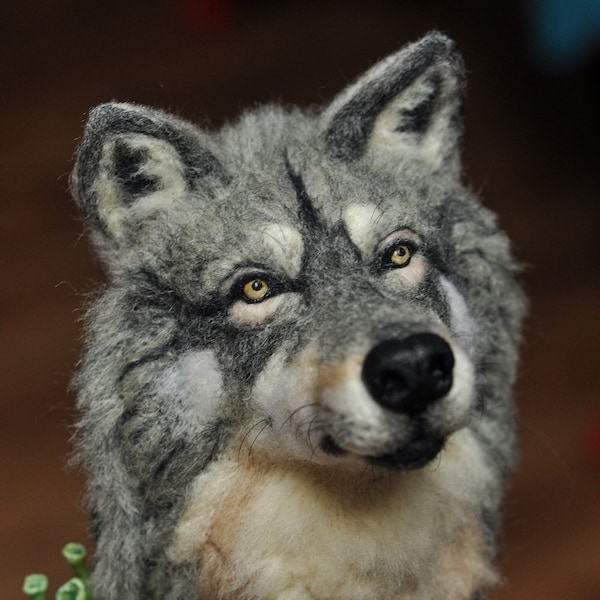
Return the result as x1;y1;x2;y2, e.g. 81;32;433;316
260;223;304;278
342;203;382;255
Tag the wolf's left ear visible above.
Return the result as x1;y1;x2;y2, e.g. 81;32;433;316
321;32;465;176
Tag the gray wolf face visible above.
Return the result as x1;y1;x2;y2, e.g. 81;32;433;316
72;32;525;599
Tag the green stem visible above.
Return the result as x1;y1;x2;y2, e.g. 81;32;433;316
23;574;48;600
55;578;86;600
62;544;89;584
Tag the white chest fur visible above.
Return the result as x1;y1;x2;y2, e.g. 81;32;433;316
170;430;498;599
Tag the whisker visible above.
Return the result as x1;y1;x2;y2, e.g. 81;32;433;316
283;403;319;429
248;419;272;456
237;418;271;463
305;415;324;458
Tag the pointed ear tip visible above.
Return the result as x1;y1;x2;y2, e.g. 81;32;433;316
86;101;138;126
423;30;453;43
79;102;161;156
419;30;460;56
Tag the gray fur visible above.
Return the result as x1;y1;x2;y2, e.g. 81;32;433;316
71;32;525;599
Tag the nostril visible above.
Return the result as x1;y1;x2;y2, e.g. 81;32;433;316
362;333;454;414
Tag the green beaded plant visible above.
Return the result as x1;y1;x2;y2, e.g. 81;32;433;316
23;543;93;600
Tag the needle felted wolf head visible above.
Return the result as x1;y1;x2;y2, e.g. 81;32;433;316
71;32;525;599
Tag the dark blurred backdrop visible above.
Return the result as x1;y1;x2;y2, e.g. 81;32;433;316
1;0;598;597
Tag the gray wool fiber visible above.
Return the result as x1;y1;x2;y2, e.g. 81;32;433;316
71;32;525;599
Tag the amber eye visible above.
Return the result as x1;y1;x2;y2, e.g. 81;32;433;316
390;244;412;267
242;278;271;302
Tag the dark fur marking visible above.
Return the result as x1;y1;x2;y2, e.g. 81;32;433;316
117;341;177;387
320;435;346;456
113;139;160;201
90;508;102;543
285;157;326;233
139;437;193;511
334;220;365;266
395;78;438;135
368;425;445;470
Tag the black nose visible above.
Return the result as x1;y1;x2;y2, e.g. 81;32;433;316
362;333;454;414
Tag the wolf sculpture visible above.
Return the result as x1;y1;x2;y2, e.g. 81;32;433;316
71;32;525;599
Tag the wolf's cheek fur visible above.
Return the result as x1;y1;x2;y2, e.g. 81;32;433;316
246;344;324;462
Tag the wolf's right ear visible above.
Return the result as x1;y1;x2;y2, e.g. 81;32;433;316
71;102;229;246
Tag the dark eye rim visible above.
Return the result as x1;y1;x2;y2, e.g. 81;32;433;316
229;270;302;304
377;239;419;272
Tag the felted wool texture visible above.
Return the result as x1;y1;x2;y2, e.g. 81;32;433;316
71;31;526;599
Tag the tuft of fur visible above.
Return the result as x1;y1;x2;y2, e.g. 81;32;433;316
71;32;525;599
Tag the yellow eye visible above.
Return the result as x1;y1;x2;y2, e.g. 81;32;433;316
242;278;270;302
390;244;412;267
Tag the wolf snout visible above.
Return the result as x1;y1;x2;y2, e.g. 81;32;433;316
362;333;455;414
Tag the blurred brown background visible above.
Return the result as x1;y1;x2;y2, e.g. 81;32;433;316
1;0;598;598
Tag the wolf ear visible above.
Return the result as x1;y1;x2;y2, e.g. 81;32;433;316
71;102;229;244
321;32;465;176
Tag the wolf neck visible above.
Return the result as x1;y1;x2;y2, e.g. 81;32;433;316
170;430;498;599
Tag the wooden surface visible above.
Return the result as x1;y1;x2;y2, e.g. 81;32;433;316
1;1;598;597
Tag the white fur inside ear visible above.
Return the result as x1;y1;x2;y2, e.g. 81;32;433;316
367;65;461;174
93;134;187;239
126;135;187;212
371;73;438;151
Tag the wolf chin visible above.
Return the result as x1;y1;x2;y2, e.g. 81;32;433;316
71;32;525;599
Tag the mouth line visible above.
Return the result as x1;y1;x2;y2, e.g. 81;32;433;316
368;434;445;470
319;432;446;471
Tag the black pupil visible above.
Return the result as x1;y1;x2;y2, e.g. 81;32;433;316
252;280;264;291
396;247;406;256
